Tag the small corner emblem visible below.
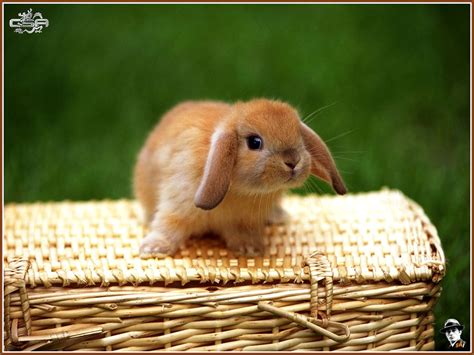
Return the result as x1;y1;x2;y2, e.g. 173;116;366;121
9;8;49;34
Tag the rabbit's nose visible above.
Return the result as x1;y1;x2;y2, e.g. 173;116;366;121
282;149;301;170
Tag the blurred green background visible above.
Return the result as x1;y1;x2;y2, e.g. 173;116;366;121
4;4;470;349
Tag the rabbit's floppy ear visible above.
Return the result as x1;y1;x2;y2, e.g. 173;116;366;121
300;122;347;195
194;128;238;210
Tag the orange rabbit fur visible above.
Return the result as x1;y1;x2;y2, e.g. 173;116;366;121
134;99;346;257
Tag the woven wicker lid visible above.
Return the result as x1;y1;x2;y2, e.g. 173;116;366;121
3;189;445;288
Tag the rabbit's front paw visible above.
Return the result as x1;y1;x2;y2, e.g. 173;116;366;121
225;234;265;257
139;231;178;258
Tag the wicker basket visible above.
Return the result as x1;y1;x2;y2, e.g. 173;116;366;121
3;189;445;351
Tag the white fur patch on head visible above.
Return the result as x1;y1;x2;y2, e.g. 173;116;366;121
202;127;225;183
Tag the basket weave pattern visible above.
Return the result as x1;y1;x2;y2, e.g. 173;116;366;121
4;189;445;351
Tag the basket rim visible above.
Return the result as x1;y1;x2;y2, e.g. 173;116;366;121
4;189;446;288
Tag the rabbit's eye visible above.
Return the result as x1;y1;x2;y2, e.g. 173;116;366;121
246;135;263;150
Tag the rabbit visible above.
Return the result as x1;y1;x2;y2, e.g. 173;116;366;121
134;99;346;257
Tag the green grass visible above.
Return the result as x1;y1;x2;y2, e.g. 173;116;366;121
4;4;470;349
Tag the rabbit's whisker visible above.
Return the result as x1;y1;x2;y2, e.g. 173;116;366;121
324;129;356;143
302;101;338;124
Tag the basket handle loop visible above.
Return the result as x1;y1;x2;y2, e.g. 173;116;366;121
303;250;333;318
258;250;350;343
257;301;350;343
4;258;32;347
